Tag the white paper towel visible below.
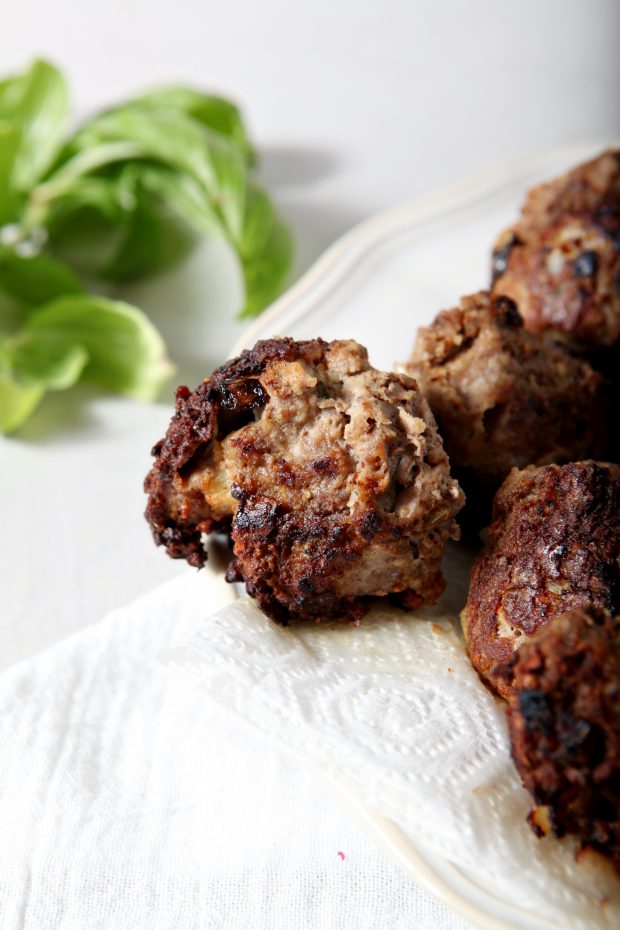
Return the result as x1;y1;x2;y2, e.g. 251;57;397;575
0;568;473;930
165;547;620;930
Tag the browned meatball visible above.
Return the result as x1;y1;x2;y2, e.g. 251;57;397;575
503;608;620;875
145;337;464;624
461;461;620;699
491;150;620;348
405;291;606;521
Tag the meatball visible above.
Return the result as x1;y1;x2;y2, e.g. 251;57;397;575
405;291;606;522
491;149;620;348
504;608;620;875
145;337;464;624
461;461;620;699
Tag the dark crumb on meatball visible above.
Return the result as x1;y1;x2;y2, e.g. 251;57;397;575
461;461;620;699
502;608;620;875
145;337;464;624
491;149;620;348
405;292;607;525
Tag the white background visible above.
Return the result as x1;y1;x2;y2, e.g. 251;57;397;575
1;3;619;927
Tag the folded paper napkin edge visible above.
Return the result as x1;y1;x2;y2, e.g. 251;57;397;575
162;596;620;930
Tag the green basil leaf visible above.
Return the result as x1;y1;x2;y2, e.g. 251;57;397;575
0;122;23;224
65;108;220;190
45;165;205;281
45;101;249;241
0;333;86;434
5;332;88;388
0;289;24;333
41;175;130;275
12;70;293;324
44;174;128;228
0;60;68;191
36;140;144;197
0;369;43;433
24;295;174;400
208;139;246;243
101;188;196;282
60;109;246;235
0;250;84;308
238;184;293;317
121;88;255;166
138;166;224;236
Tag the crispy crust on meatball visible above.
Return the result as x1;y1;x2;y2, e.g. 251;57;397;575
145;337;464;624
461;462;620;699
145;337;295;565
405;292;606;520
491;150;620;348
503;608;620;874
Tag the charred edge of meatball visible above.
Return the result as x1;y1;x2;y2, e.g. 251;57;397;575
223;490;451;626
461;461;620;700
224;494;373;625
490;150;620;347
406;292;607;530
493;150;620;258
144;337;332;565
502;608;620;874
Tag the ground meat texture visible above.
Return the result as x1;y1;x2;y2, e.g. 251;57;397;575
145;337;464;624
405;292;606;523
504;608;620;875
490;150;620;348
461;461;620;699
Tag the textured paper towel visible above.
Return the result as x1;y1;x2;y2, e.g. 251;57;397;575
0;569;473;930
166;547;620;930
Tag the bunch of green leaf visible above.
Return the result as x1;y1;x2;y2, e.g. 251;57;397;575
0;60;293;433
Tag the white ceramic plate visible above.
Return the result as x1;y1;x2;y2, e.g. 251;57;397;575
229;142;616;930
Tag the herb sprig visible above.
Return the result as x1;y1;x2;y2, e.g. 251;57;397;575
0;60;293;433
